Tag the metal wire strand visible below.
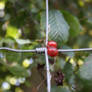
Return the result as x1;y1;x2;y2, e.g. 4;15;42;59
45;48;51;92
58;48;92;52
46;0;49;45
0;47;92;53
0;47;36;53
45;0;51;92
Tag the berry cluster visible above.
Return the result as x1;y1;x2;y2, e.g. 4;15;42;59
54;71;64;86
47;41;58;57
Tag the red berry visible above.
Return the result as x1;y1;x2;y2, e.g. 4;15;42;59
47;41;57;48
47;47;58;57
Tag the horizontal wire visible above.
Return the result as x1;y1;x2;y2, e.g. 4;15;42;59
0;47;36;53
0;47;92;53
58;48;92;52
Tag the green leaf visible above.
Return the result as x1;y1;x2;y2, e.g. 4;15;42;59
63;62;74;82
41;10;69;44
78;54;92;86
62;46;75;58
8;64;29;77
0;38;15;47
87;17;92;25
55;57;66;70
51;86;72;92
6;25;21;39
68;75;76;86
56;58;74;83
5;51;22;63
16;39;31;45
62;10;81;37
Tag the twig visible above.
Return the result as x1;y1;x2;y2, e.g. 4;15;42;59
37;79;46;91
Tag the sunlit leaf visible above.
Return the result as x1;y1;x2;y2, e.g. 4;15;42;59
16;39;31;45
6;25;21;39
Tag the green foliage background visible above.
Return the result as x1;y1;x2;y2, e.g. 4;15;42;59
0;0;92;92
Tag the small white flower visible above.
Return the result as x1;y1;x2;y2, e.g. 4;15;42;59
18;77;26;84
1;82;11;90
0;10;5;18
22;58;33;68
29;58;34;64
22;59;30;68
9;77;17;85
15;80;20;86
0;2;5;10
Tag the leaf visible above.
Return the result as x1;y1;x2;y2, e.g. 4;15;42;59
63;62;74;82
8;64;29;77
62;10;81;37
55;57;66;70
62;45;75;58
41;10;69;44
68;75;76;86
6;25;21;39
51;86;72;92
56;58;74;83
16;39;31;45
0;38;15;46
87;17;92;24
78;54;92;86
5;51;22;62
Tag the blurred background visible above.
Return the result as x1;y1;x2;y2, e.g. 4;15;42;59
0;0;92;92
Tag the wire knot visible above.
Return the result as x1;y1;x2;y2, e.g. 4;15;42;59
36;47;45;54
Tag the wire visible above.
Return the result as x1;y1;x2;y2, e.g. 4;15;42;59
0;47;92;53
45;48;51;92
58;48;92;52
0;47;36;53
46;0;49;45
45;0;51;92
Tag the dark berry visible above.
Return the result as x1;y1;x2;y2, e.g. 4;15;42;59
54;71;64;86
